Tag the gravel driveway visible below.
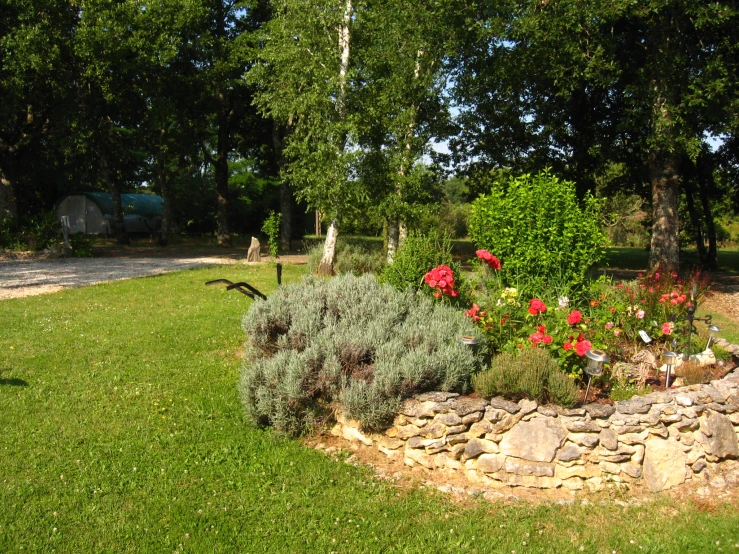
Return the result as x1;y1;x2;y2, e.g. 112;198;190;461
0;255;240;300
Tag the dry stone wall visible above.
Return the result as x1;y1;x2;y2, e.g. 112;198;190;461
332;368;739;493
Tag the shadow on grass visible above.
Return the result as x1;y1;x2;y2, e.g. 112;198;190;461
0;377;28;387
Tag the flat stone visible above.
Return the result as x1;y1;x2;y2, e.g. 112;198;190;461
504;458;554;477
468;419;494;437
556;444;581;462
675;418;698;432
692;459;707;473
341;425;374;446
505;474;562;489
700;412;739;459
631;444;645;464
448;397;488;416
448;443;467;459
411;418;429;428
396;424;422;439
557;407;586;417
499;418;568;462
399;399;445;418
446;424;468;435
422;438;446;450
648;425;669;438
643;438;687;492
406;436;423;449
599;429;618;451
415;391;459;402
639;412;661;426
489;397;521;414
675;395;694;407
585;404;615;419
660;413;683;423
537;404;559;417
518;398;538;415
464;438;498;459
446;433;468;445
616;398;652;414
483;407;508;423
555;465;601;479
434;412;462;426
621;464;642;478
462;411;484;425
404;447;435;469
434;453;463;471
422;423;447;439
476;453;506;474
614;425;645;435
597;454;632;463
599;461;622;475
563;420;601;433
568;433;600;448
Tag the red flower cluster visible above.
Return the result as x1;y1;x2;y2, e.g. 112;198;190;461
528;324;553;346
566;310;582;325
476;249;501;270
528;298;546;315
424;265;459;298
465;303;487;322
659;291;687;305
563;333;591;356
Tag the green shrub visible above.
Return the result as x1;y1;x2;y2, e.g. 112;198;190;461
380;231;453;291
261;211;281;258
468;170;607;292
472;347;578;407
69;233;94;257
240;274;487;435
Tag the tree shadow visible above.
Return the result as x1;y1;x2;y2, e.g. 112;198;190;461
0;377;28;387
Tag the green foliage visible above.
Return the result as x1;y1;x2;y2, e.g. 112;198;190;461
306;241;386;276
240;274;486;435
0;219;23;250
468;170;607;293
0;211;60;251
609;382;650;402
380;231;453;292
69;233;94;258
261;211;282;258
472;347;578;407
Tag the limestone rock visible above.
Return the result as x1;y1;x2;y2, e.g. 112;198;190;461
621;464;642;479
599;429;618;451
342;425;373;446
585;403;615;419
483;407;508;423
700;412;739;459
468;419;494;437
489;397;521;414
499;418;567;462
568;433;600;449
599;461;621;475
692;459;707;473
377;437;403;450
537;404;559;417
404;447;435;469
246;237;261;262
416;391;459;402
464;438;499;459
518;398;538;415
617;398;652;415
448;397;488;416
423;423;447;439
462;411;484;425
556;444;582;462
396;424;422;439
643;438;687;492
399;400;446;418
563;419;601;433
476;453;506;474
433;412;462;427
557;407;586;417
503;458;555;477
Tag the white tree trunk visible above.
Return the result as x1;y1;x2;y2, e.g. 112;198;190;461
398;221;408;248
387;218;399;263
318;220;339;275
337;0;352;119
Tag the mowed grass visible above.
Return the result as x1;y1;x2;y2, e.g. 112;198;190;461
1;264;738;553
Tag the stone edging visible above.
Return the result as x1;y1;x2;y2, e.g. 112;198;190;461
332;367;739;493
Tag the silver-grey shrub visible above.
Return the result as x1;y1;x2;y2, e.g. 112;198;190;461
240;274;487;436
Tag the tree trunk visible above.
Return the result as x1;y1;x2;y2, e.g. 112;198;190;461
0;162;18;225
648;148;680;273
697;153;718;270
399;221;408;248
214;96;232;248
318;220;338;275
100;151;129;245
386;218;399;263
273;122;293;252
158;173;173;247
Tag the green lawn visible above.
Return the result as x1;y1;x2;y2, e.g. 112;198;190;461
1;264;738;553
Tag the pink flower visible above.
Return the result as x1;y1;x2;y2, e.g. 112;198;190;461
605;322;614;330
575;340;592;356
670;299;678;305
662;322;674;335
528;298;547;315
636;310;645;319
563;342;573;351
475;249;501;270
529;332;543;344
543;335;553;344
424;265;458;298
567;310;582;325
613;329;621;337
536;325;547;334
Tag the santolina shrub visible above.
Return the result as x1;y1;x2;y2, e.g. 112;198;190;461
240;274;487;436
468;170;606;292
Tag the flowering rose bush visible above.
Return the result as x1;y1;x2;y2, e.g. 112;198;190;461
476;249;502;270
424;265;459;298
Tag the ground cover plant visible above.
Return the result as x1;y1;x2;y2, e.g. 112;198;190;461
3;263;739;553
240;274;485;434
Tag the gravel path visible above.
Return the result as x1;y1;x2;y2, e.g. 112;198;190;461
0;255;241;300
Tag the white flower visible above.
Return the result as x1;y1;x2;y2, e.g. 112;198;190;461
558;296;569;308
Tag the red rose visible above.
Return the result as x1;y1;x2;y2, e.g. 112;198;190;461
575;340;592;356
563;342;573;351
476;249;501;270
528;298;546;315
536;325;546;334
543;335;553;344
566;310;582;325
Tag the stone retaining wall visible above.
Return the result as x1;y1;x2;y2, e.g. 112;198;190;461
332;369;739;493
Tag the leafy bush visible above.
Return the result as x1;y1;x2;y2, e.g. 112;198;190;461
25;210;62;251
240;274;487;435
261;211;281;257
468;170;607;292
69;234;94;257
380;231;453;292
472;347;578;407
